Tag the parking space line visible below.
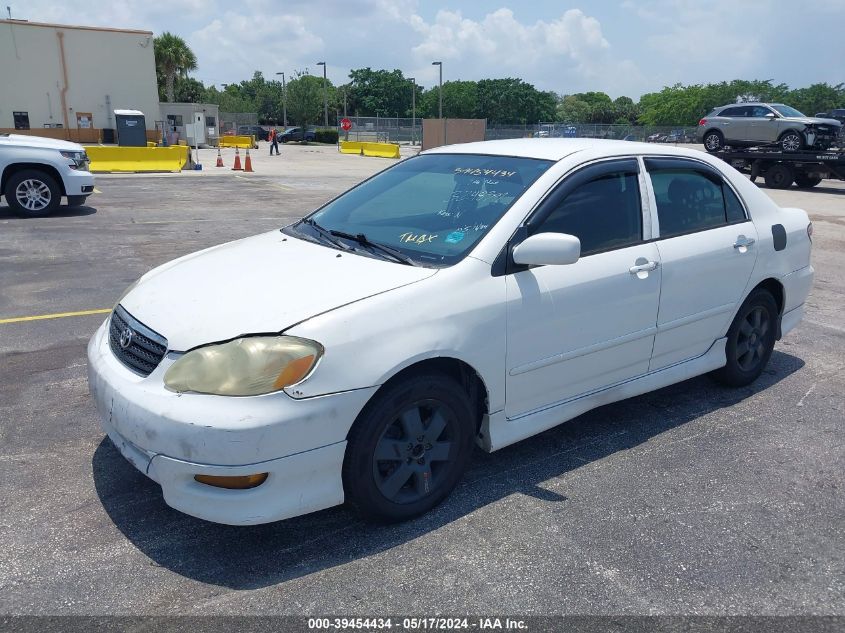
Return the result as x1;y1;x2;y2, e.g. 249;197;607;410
0;308;111;324
128;217;283;225
234;174;294;191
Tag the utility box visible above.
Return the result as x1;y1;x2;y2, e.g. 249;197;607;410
159;103;220;147
114;109;147;147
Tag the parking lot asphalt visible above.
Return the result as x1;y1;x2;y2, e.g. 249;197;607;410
0;144;843;615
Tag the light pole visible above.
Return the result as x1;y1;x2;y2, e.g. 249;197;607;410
408;77;416;145
316;61;328;128
275;72;287;127
431;61;442;118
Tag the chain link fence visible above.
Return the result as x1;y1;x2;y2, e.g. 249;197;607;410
339;116;422;144
219;112;259;135
492;123;700;142
336;119;701;145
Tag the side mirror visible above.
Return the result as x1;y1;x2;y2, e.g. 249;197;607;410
765;113;777;119
512;232;581;267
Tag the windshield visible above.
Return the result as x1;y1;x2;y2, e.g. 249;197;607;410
288;153;552;267
771;104;806;118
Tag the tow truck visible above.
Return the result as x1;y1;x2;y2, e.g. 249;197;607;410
712;143;845;189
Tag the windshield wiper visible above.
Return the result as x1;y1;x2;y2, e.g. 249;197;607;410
299;217;349;249
329;230;417;266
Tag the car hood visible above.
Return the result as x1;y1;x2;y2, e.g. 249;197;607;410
120;230;438;351
784;116;842;127
0;134;86;152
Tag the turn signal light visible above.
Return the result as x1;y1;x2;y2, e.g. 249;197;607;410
194;473;268;489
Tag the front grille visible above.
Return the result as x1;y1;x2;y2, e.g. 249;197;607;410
109;305;168;376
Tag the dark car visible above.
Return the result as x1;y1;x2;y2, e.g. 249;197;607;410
666;129;694;143
815;109;845;124
237;125;269;141
278;127;317;143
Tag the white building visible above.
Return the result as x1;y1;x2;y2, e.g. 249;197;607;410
0;19;160;142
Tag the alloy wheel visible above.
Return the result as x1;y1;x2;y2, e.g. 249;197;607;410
781;133;802;152
704;133;721;151
15;179;53;212
372;399;456;504
736;306;770;372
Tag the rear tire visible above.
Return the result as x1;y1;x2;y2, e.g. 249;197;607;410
794;173;822;188
4;169;61;218
711;289;778;387
343;373;475;522
764;163;794;189
703;130;723;152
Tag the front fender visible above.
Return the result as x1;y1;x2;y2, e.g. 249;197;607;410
283;258;507;413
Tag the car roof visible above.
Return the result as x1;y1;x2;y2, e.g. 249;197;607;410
717;102;779;109
422;138;705;162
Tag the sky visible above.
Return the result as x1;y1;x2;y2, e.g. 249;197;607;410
7;0;845;99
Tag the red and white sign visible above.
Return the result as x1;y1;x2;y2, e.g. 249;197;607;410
340;118;353;131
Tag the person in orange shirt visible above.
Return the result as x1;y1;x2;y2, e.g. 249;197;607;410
269;127;280;155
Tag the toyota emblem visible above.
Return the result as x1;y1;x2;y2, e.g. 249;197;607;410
119;327;134;349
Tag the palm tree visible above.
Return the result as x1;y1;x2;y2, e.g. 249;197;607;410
154;32;198;103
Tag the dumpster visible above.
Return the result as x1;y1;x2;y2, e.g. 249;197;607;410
114;109;147;147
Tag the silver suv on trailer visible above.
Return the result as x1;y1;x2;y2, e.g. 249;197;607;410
697;103;841;153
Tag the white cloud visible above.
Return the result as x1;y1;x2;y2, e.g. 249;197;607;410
404;8;642;96
190;12;324;85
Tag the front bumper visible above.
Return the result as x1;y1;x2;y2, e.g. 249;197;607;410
86;319;378;524
63;169;95;196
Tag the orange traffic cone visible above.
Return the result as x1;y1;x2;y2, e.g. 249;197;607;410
231;148;243;171
244;149;254;172
215;148;224;167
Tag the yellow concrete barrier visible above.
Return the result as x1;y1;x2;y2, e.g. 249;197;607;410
85;145;190;173
339;141;365;155
219;135;256;149
363;142;400;158
339;141;400;158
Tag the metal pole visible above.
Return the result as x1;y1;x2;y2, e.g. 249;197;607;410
432;61;443;145
317;61;328;128
275;72;287;127
432;62;443;118
409;77;416;145
343;88;349;141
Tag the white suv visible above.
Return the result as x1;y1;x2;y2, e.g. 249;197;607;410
0;134;96;217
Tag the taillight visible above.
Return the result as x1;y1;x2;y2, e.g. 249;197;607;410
698;118;707;126
807;222;813;242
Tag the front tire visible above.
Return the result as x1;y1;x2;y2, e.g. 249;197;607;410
779;130;804;152
343;373;475;522
711;289;778;387
4;169;61;218
703;130;723;152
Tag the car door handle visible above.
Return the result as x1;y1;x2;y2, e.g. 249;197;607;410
629;261;659;274
733;236;756;249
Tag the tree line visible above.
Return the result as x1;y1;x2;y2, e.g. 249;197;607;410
155;33;845;127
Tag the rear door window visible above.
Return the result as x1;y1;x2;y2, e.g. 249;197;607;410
645;158;747;238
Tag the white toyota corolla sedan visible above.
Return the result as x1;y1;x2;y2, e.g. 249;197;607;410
87;139;814;525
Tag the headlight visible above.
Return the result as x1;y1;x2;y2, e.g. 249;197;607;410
60;150;88;170
163;336;323;396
